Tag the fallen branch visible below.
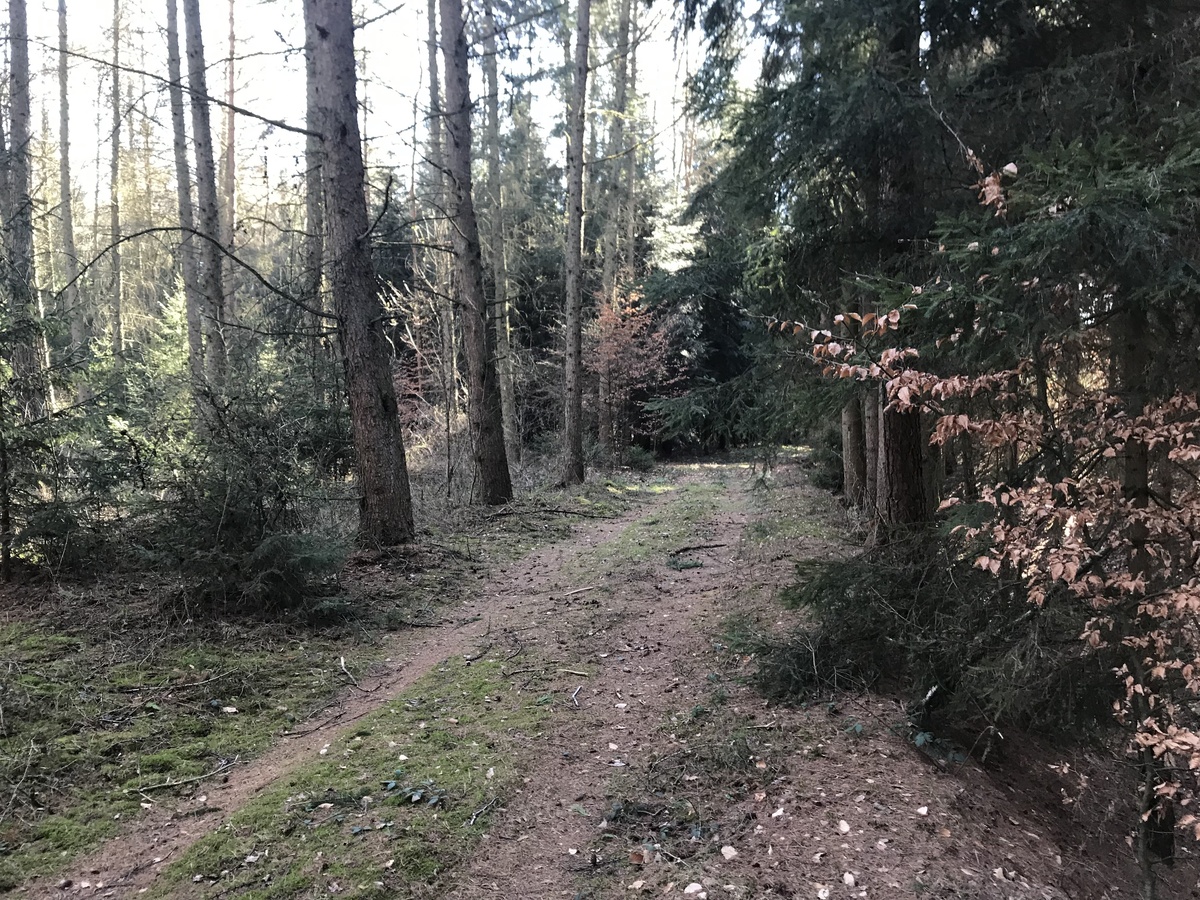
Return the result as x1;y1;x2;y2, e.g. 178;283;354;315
571;685;582;707
669;543;728;555
339;657;374;693
129;758;237;794
469;797;500;825
562;585;599;597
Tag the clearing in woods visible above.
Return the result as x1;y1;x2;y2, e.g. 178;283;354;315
9;456;1183;898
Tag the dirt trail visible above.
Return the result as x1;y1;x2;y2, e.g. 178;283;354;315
28;460;1189;899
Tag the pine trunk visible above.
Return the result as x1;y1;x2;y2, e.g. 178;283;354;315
182;0;227;383
303;0;325;393
878;403;927;534
439;0;512;504
7;0;46;420
58;0;88;375
109;0;123;365
841;395;866;508
481;0;520;466
307;0;415;544
561;0;591;485
166;0;205;395
220;0;238;330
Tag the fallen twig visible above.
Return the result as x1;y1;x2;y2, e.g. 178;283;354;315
571;685;582;707
562;585;599;597
558;668;591;677
130;758;237;794
669;543;728;555
339;657;374;692
469;797;499;825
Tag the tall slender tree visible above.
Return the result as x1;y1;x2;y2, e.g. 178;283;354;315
58;0;87;375
109;0;124;365
166;0;204;394
440;0;513;504
561;0;591;485
182;0;227;383
480;0;520;465
307;0;416;544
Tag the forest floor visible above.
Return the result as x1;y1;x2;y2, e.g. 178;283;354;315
3;453;1194;899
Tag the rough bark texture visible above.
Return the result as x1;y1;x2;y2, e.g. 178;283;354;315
481;0;520;465
166;0;204;393
439;0;512;504
841;395;866;509
878;405;927;532
307;0;415;545
58;0;87;367
182;0;227;383
561;0;591;485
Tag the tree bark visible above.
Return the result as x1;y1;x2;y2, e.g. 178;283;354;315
166;0;204;396
481;0;520;466
109;0;124;365
863;383;879;518
308;0;416;544
597;0;631;455
440;0;512;504
182;0;227;383
219;0;238;330
6;0;46;420
303;0;325;391
878;402;927;533
841;395;866;508
58;0;88;377
561;0;591;485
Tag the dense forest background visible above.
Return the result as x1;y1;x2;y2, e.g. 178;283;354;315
1;0;1199;893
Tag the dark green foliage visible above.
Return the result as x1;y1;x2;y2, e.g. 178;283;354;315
744;537;1117;737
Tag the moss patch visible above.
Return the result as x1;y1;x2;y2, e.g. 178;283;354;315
0;622;383;888
146;658;549;899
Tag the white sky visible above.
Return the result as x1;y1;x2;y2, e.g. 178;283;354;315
23;0;701;228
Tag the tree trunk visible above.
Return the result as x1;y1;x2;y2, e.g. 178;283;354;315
166;0;205;397
219;0;238;330
109;0;124;365
58;0;88;380
561;0;591;485
308;0;416;545
182;0;227;384
303;0;325;393
596;0;631;455
7;0;46;420
481;0;520;466
439;0;512;504
425;0;459;424
841;395;866;508
878;401;927;534
863;381;879;518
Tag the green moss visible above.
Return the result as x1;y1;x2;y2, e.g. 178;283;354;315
147;658;549;899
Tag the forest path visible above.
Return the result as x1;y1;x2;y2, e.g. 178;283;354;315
33;461;760;898
30;458;1163;899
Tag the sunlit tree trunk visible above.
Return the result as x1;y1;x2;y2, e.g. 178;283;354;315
182;0;227;383
58;0;88;382
166;0;204;396
308;0;416;544
7;0;47;420
440;0;512;504
561;0;591;485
